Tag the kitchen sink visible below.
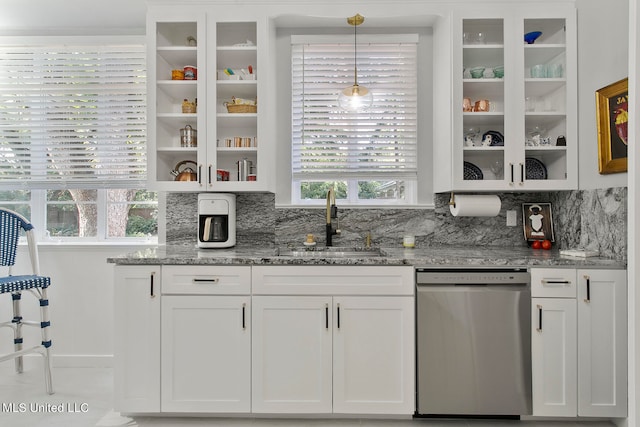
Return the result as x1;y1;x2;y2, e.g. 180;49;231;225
275;247;384;258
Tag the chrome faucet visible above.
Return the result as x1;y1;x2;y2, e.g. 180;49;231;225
326;187;340;246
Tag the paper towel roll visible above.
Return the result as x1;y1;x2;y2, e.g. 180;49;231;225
449;195;501;217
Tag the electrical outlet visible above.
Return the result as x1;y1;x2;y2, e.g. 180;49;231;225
506;210;517;227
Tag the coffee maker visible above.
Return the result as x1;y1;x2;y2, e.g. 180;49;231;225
198;193;236;248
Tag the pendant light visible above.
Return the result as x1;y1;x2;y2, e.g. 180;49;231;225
338;14;373;111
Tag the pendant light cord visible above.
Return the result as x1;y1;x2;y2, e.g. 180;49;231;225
353;20;358;86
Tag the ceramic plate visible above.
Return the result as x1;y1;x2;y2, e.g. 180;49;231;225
525;157;547;180
463;161;483;180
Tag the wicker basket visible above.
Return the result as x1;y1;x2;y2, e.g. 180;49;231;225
225;103;257;114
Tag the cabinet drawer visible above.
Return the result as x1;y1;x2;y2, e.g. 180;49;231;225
531;268;576;298
252;266;414;296
162;265;251;295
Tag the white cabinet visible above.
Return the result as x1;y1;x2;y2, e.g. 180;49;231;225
531;296;577;416
161;295;251;412
147;12;206;191
147;6;271;192
577;269;627;418
530;268;627;418
113;266;160;414
434;6;577;192
161;266;251;413
332;296;415;414
251;266;414;415
251;296;333;413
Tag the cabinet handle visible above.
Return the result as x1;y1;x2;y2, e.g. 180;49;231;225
150;272;156;298
584;275;591;303
325;303;329;329
192;278;219;284
541;279;571;285
337;303;341;329
208;165;212;185
509;163;514;185
536;304;542;331
519;162;524;185
242;303;246;330
198;165;202;185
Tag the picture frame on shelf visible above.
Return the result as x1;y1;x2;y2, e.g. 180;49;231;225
596;77;628;174
522;202;554;242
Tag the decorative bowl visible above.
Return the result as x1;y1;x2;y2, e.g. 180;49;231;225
493;65;504;78
470;67;485;79
524;31;542;44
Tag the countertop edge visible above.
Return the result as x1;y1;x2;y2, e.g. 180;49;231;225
106;246;627;269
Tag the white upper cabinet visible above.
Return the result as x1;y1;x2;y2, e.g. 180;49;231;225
147;6;272;192
434;5;577;192
147;12;206;191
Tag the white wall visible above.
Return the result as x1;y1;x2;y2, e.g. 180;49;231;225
0;0;146;35
0;245;152;368
576;0;629;190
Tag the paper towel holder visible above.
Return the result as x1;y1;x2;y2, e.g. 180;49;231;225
448;192;456;208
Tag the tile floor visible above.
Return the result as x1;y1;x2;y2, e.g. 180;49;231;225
0;364;617;427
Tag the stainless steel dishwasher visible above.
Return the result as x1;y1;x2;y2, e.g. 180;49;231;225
415;267;531;418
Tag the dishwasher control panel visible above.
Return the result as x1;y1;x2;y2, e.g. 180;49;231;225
416;267;530;285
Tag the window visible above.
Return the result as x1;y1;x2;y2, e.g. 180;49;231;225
291;34;418;205
0;37;156;242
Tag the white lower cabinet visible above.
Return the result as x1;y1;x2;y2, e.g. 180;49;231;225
114;264;413;416
531;297;577;416
113;266;161;414
332;296;415;414
161;295;251;412
160;266;252;413
251;296;333;413
251;266;415;415
531;268;627;418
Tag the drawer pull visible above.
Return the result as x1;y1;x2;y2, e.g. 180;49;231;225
192;278;220;284
541;279;571;285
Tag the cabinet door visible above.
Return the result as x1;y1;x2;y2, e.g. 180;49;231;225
455;15;509;191
332;296;414;415
147;13;206;191
252;296;332;413
161;296;251;413
531;297;577;416
577;269;627;417
113;266;160;413
518;11;577;190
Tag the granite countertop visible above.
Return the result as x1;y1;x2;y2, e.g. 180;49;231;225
107;244;626;269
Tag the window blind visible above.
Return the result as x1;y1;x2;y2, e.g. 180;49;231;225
291;35;418;180
0;43;146;189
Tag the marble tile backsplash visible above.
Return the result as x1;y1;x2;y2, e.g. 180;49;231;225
166;187;627;260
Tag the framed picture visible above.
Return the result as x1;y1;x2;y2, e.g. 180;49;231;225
596;77;628;174
522;203;554;242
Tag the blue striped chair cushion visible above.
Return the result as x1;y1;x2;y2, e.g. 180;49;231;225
0;275;51;294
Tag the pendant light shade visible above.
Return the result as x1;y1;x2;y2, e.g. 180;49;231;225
338;14;373;111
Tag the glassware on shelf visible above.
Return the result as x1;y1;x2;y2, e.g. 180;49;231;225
489;161;504;179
